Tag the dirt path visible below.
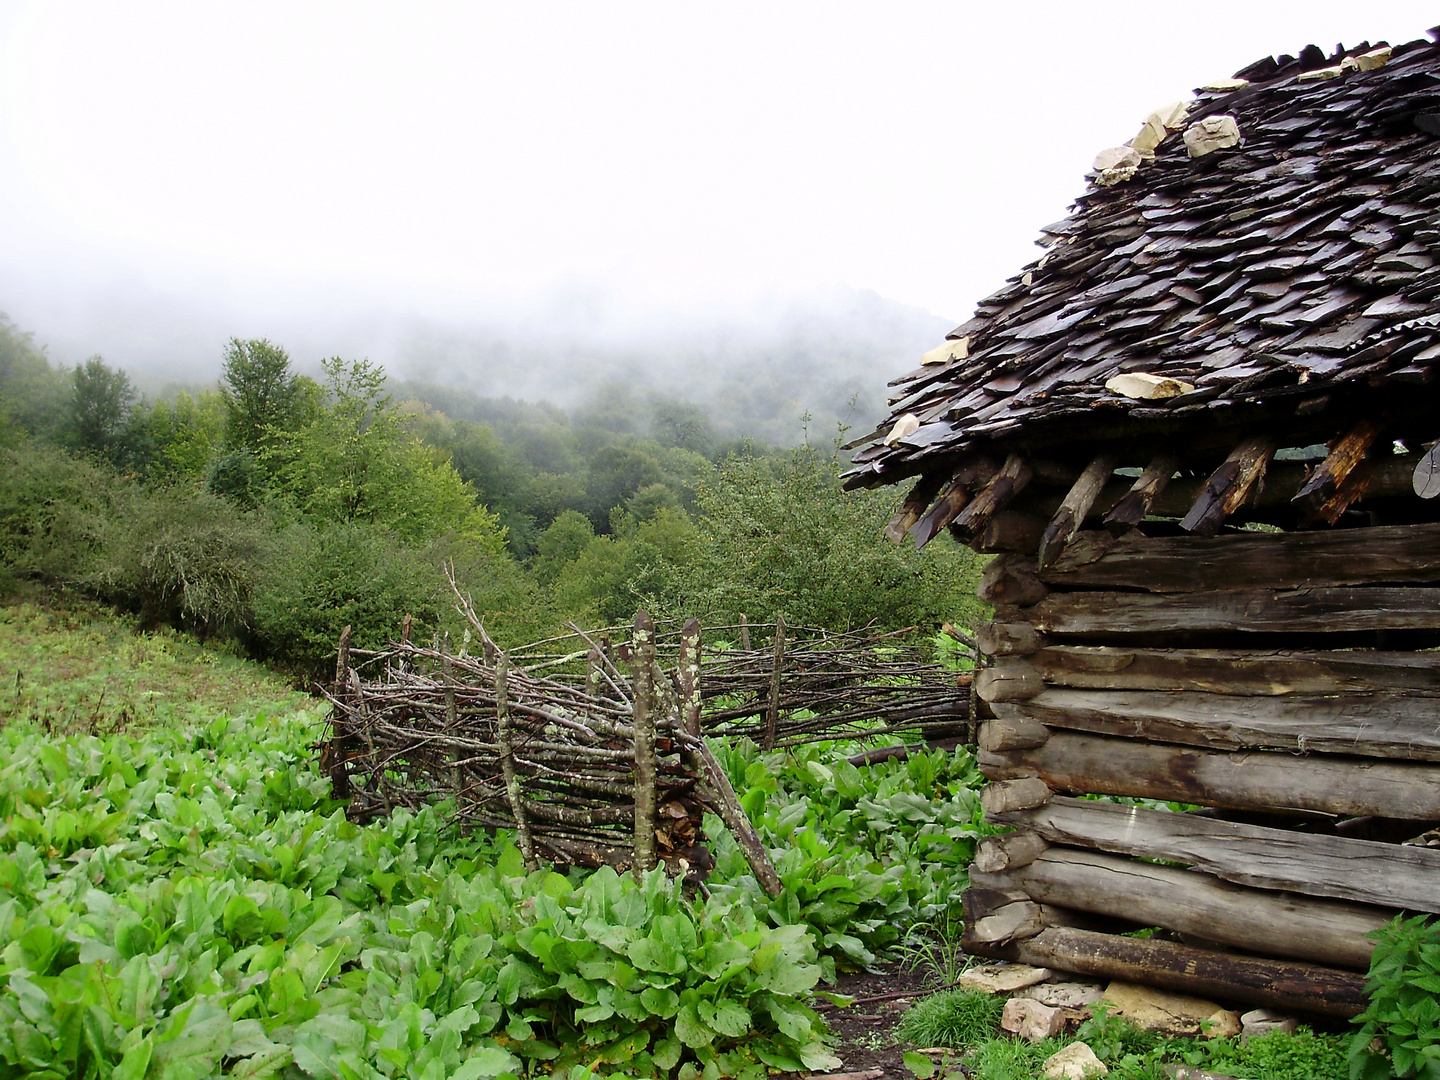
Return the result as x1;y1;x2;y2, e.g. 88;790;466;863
819;963;954;1078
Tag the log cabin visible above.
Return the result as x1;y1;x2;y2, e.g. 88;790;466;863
845;35;1440;1016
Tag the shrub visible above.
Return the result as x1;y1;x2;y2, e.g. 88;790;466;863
251;522;440;677
0;443;118;589
84;484;273;636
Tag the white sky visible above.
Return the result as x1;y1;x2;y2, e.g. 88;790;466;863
1;2;1437;369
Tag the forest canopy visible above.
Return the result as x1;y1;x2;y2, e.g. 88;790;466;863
0;313;986;675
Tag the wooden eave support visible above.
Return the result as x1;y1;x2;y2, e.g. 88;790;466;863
1181;436;1276;536
906;457;999;548
1103;453;1179;536
951;453;1033;541
1293;417;1383;526
1038;454;1114;569
885;470;946;543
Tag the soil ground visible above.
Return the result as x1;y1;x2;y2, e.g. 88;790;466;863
820;962;963;1078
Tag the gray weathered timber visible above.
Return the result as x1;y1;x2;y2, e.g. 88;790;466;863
1044;523;1440;593
975;662;1046;703
971;849;1389;970
981;927;1367;1017
992;687;1440;762
1030;645;1440;696
990;795;1440;914
978;730;1440;820
978;714;1051;751
976;621;1047;656
1180;436;1276;537
979;777;1053;815
1039;454;1115;569
977;555;1049;606
1021;586;1440;637
974;830;1050;873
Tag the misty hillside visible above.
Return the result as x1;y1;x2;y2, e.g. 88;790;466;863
2;279;952;446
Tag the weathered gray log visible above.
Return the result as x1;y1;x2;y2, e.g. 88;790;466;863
983;926;1367;1017
910;462;997;548
971;848;1388;970
953;453;1034;539
978;714;1051;751
974;830;1049;874
975;661;1046;704
1020;586;1440;637
991;795;1440;914
993;687;1440;762
887;470;947;544
1103;454;1180;536
1039;454;1115;569
980;777;1053;815
968;900;1048;946
979;730;1440;820
977;555;1049;606
1044;522;1440;593
1029;644;1440;696
1181;436;1276;537
973;510;1048;554
977;621;1047;656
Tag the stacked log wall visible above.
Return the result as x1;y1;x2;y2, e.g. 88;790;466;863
962;520;1440;1017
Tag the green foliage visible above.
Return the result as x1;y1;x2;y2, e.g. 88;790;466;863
1075;1004;1163;1063
0;314;67;444
66;357;148;467
893;990;1004;1050
707;739;990;965
274;357;503;548
84;485;273;636
682;441;987;633
219;337;306;454
0;443;117;590
552;509;700;626
1350;914;1440;1079
0;711;841;1079
967;1035;1071;1080
0;601;305;732
143;390;226;481
251;523;440;676
1188;1027;1346;1080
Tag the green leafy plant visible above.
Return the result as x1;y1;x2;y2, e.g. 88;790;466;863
1190;1027;1346;1080
1350;914;1440;1080
894;989;1004;1050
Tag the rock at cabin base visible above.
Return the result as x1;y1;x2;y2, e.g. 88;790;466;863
958;962;1052;994
1043;1041;1109;1079
1101;982;1239;1036
1241;1007;1300;1040
1001;997;1066;1042
1020;980;1106;1008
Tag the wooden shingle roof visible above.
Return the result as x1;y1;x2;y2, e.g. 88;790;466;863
846;35;1440;507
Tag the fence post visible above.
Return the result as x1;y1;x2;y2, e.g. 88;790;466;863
739;613;751;651
495;649;538;871
677;618;703;737
327;625;353;798
764;615;785;750
441;633;462;798
630;611;659;878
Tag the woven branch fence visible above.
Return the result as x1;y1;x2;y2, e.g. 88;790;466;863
320;579;974;890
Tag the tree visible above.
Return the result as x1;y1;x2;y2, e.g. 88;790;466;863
274;357;507;550
220;338;301;453
67;357;143;465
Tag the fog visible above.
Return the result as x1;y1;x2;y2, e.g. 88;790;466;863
2;2;1435;433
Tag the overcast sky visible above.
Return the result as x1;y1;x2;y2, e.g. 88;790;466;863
1;2;1437;374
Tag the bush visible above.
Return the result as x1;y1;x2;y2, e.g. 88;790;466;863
0;443;118;589
84;485;273;636
251;523;440;677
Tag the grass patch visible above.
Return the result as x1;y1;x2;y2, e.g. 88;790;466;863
894;989;1005;1050
0;600;306;732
